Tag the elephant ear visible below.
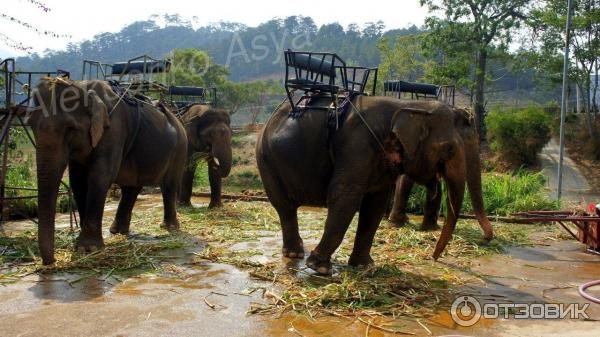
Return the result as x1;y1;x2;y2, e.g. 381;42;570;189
391;110;430;159
453;107;473;127
87;90;110;148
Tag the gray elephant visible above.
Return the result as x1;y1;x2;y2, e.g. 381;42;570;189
388;107;494;240
177;105;232;208
256;97;469;274
29;78;187;265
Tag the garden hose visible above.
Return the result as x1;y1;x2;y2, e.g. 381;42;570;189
579;280;600;304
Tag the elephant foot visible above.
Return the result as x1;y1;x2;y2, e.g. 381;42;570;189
109;221;130;235
208;201;223;209
348;254;374;269
419;222;441;231
178;200;193;208
282;242;305;259
161;220;180;232
41;256;56;266
306;251;332;275
387;213;409;228
75;236;105;254
481;225;494;241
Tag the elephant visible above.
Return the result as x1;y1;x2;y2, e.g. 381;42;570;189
388;107;494;240
177;104;232;208
256;96;470;274
29;78;188;265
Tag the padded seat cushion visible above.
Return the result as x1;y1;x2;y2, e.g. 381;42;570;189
288;78;338;92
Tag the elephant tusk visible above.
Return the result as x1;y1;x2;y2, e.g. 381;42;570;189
213;157;220;166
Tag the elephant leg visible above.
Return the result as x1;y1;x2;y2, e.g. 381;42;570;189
68;162;88;222
178;160;196;207
110;186;142;235
160;176;180;231
274;205;304;258
388;175;414;227
76;169;113;253
433;159;466;260
421;179;442;231
463;130;494;240
208;166;223;209
307;189;363;275
349;189;389;268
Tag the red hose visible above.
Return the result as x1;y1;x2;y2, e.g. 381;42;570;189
579;280;600;304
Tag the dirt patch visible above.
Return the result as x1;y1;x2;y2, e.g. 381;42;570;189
566;143;600;195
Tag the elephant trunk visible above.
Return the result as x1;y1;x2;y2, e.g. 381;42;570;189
463;131;494;240
36;146;67;265
211;136;232;178
432;144;466;260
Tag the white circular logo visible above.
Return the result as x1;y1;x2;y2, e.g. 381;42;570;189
450;296;482;327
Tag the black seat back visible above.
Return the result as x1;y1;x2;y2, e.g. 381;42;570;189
289;53;337;78
384;80;439;96
169;86;205;96
112;60;171;76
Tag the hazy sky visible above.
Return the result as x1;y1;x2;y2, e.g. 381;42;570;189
0;0;428;57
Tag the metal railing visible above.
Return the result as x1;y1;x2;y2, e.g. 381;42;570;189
0;59;76;225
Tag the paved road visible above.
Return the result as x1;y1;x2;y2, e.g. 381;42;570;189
540;138;597;203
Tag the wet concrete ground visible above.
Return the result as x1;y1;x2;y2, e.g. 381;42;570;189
1;196;600;336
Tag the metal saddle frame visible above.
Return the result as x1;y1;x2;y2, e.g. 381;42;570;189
284;50;378;117
82;55;172;97
168;85;217;117
0;58;76;225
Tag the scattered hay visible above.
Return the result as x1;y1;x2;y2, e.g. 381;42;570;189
246;263;452;319
184;203;562;318
0;229;191;284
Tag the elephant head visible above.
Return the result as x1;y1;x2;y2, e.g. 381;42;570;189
390;101;467;259
28;79;111;264
184;106;232;177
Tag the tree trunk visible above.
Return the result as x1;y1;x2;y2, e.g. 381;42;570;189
474;48;487;142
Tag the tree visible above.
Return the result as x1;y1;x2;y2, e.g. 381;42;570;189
246;80;284;124
0;1;68;53
421;21;477;90
377;34;425;85
219;81;252;115
219;80;284;120
420;0;532;139
531;0;600;136
168;48;229;88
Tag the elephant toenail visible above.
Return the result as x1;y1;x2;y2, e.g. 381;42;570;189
317;266;330;275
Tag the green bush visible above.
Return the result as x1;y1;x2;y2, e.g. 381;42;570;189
463;171;559;216
4;159;73;219
487;106;552;167
404;171;559;218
